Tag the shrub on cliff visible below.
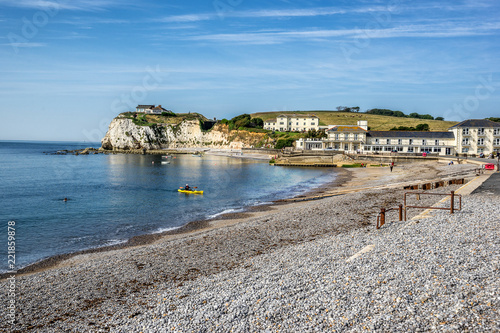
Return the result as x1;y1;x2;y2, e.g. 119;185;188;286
275;138;295;149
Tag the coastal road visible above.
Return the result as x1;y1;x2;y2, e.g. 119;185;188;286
472;171;500;195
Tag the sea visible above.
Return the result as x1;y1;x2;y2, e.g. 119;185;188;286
0;141;338;272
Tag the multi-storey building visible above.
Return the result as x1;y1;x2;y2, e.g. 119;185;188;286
296;119;500;156
264;114;319;132
449;119;500;155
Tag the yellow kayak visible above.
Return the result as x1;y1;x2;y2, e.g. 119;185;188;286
178;189;204;194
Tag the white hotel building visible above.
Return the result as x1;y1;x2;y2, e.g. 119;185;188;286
264;114;319;132
296;119;500;156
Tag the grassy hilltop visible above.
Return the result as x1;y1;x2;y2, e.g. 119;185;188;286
251;110;458;131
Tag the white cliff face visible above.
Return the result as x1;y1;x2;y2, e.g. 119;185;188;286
101;117;264;150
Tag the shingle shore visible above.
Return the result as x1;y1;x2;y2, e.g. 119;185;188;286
131;193;498;333
1;166;497;332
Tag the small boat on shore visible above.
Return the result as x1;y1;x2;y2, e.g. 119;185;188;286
192;154;202;157
178;189;203;194
161;161;170;165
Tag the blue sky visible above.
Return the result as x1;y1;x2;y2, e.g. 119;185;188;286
0;0;499;141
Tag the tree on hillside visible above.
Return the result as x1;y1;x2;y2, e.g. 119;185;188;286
487;117;500;123
435;117;444;121
305;129;327;139
231;114;251;128
408;112;434;120
415;123;430;131
275;138;295;149
251;117;264;128
366;109;406;117
336;106;360;112
390;123;430;131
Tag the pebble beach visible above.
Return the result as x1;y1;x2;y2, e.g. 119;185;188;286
1;162;498;332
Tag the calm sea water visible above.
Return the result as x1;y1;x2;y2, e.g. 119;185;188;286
0;141;338;272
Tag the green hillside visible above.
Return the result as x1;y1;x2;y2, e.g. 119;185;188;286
251;111;458;132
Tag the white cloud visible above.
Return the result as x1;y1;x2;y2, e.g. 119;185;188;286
4;42;46;47
159;5;389;23
184;22;500;45
0;0;128;11
159;13;216;23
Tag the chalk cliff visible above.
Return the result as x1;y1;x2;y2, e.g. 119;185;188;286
101;116;268;150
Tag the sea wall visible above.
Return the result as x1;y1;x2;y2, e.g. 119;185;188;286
101;117;268;150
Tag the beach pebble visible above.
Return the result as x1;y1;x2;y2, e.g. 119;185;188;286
0;165;498;332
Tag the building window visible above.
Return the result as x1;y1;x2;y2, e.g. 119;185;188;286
280;122;284;125
409;139;413;145
375;139;379;144
398;139;402;145
478;128;485;135
296;122;299;125
344;134;348;140
462;138;469;145
354;134;358;140
462;148;469;153
344;144;349;151
335;134;339;140
386;139;390;145
462;128;469;135
494;129;500;135
407;147;414;153
478;138;484;145
435;140;439;145
494;138;500;145
422;140;427;145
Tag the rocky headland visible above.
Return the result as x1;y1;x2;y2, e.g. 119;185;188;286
101;113;269;151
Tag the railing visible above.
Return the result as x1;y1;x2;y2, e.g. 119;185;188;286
403;191;461;221
376;191;462;229
376;205;403;229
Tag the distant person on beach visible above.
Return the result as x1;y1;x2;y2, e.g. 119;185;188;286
390;161;394;172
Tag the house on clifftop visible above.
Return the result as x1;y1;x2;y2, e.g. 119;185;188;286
136;105;155;113
135;105;173;115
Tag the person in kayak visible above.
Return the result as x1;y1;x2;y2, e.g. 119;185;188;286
184;184;191;191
